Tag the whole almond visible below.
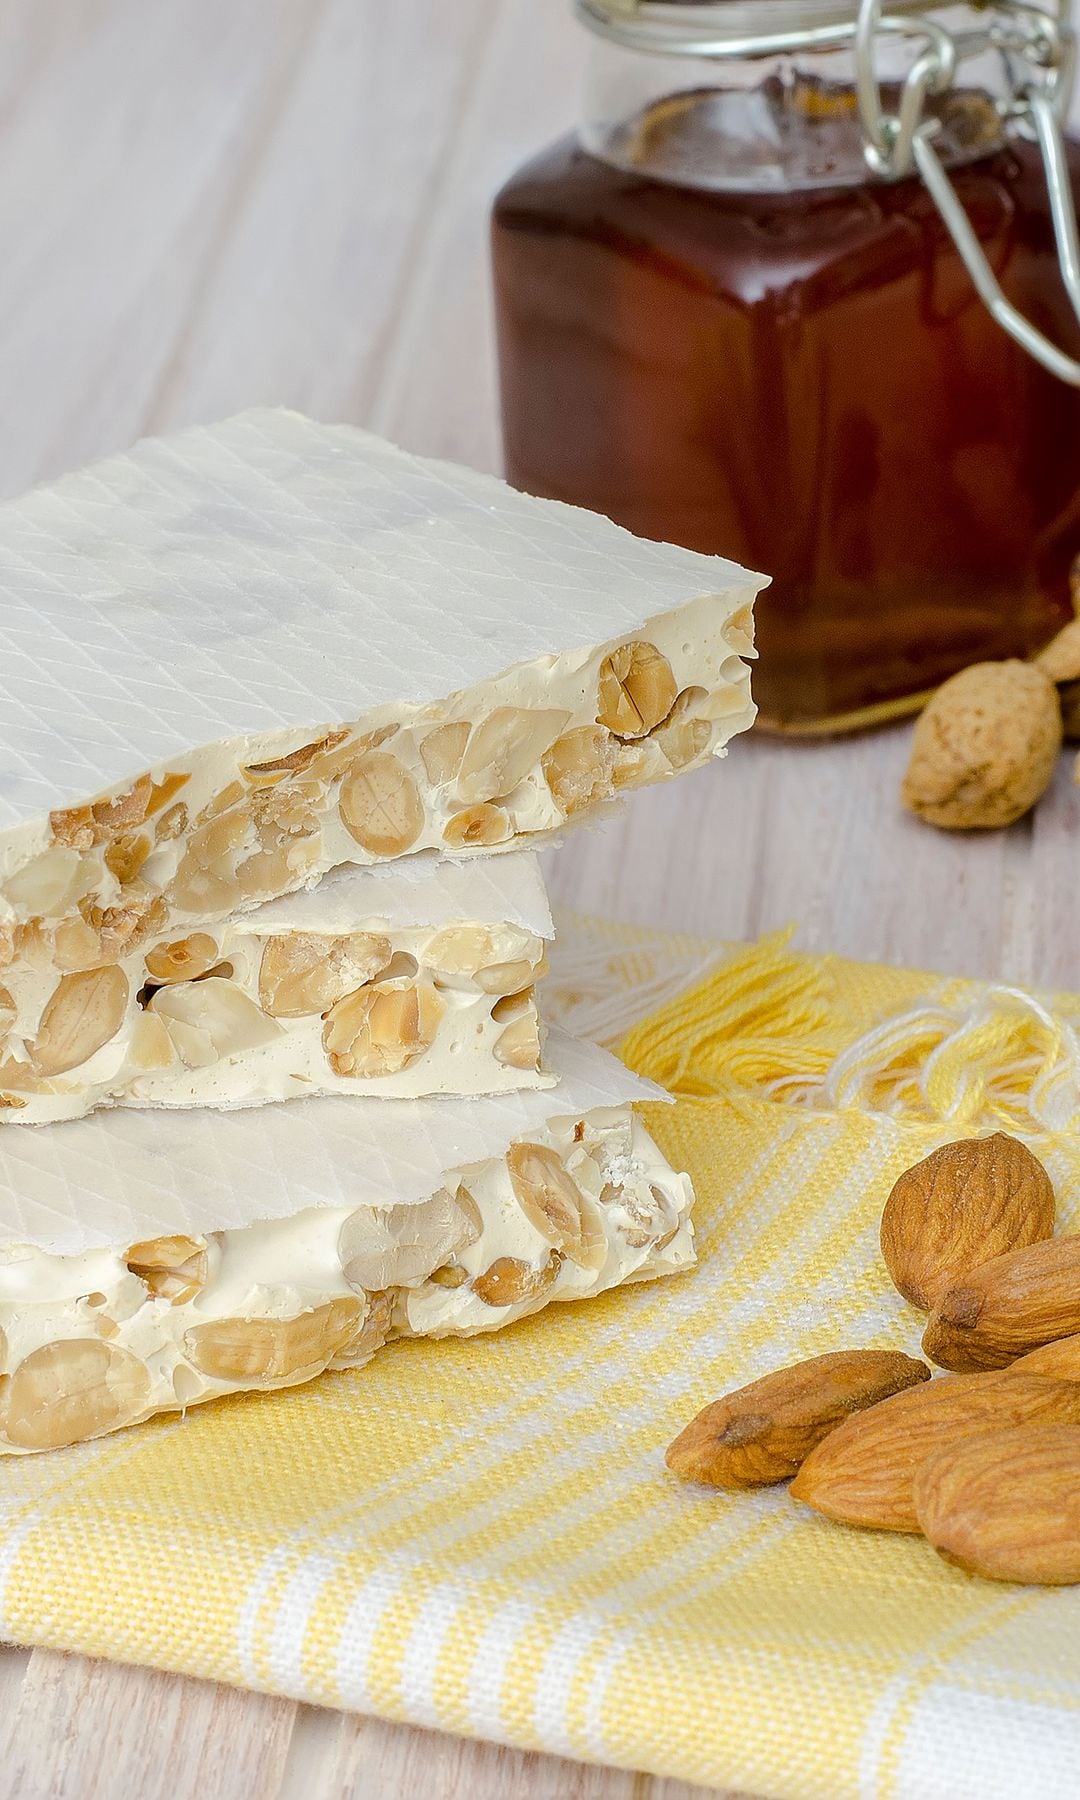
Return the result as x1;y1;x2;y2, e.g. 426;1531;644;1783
1012;1333;1080;1380
922;1235;1080;1372
880;1133;1054;1312
901;660;1062;830
1034;616;1080;683
915;1423;1080;1584
1060;683;1080;742
665;1349;929;1489
789;1371;1080;1532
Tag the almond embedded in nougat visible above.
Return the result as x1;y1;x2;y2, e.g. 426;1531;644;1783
915;1423;1080;1585
471;1251;561;1308
338;752;424;857
184;1299;362;1385
597;642;677;738
922;1235;1080;1372
901;660;1061;829
665;1349;929;1489
880;1133;1055;1313
30;965;129;1076
789;1370;1080;1532
505;1141;606;1272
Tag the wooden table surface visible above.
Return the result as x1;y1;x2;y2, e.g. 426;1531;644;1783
1;3;1078;1795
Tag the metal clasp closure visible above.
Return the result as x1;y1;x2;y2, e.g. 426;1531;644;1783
854;0;1080;383
577;0;1080;383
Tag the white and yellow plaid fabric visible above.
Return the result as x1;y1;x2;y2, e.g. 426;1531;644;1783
1;921;1080;1799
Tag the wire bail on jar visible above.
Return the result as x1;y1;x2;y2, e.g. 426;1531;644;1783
577;0;1080;383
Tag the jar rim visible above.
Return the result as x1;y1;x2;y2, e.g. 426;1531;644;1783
577;0;948;54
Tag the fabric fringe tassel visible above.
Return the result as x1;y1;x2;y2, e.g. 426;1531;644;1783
619;928;844;1098
609;928;1080;1134
789;984;1080;1133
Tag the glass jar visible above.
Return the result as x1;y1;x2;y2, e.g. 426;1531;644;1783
491;0;1080;733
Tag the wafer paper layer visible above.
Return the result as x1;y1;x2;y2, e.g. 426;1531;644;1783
249;849;552;936
0;1031;664;1253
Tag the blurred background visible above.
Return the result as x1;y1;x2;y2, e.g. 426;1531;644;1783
0;0;573;495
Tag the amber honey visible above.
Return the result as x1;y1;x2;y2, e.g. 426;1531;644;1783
493;91;1080;732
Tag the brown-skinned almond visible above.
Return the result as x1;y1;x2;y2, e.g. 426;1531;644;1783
789;1371;1080;1532
922;1235;1080;1372
915;1424;1080;1585
1012;1332;1080;1380
665;1349;929;1489
880;1133;1054;1313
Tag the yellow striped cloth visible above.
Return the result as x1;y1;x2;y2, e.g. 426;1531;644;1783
3;921;1080;1799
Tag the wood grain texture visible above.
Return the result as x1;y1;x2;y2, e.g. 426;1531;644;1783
0;0;1075;1793
0;1650;296;1799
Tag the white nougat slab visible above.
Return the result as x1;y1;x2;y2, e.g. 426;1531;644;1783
0;1032;665;1254
0;850;557;1124
0;407;764;836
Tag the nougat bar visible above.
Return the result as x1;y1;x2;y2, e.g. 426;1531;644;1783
0;1035;692;1453
0;413;761;1102
1;852;553;1122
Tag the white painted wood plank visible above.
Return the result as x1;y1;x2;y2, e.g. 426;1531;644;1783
370;0;583;471
0;1649;296;1799
278;1703;737;1799
143;0;499;433
1021;745;1080;992
0;1644;32;1710
0;0;319;497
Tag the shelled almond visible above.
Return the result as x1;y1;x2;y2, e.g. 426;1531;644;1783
790;1371;1080;1532
880;1133;1054;1311
914;1425;1080;1584
667;1130;1080;1586
922;1235;1080;1371
666;1350;929;1489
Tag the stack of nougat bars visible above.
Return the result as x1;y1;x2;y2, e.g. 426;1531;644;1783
0;410;763;1452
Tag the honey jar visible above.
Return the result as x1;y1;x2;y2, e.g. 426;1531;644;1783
492;0;1080;732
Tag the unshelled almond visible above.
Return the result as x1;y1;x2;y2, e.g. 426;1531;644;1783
922;1235;1080;1371
914;1423;1080;1584
125;1234;208;1304
665;1349;929;1489
419;721;469;787
442;802;512;849
1;1340;150;1450
880;1133;1054;1312
242;732;349;783
455;706;569;803
789;1370;1080;1532
185;1298;362;1384
1035;616;1080;683
339;752;423;857
901;660;1061;830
